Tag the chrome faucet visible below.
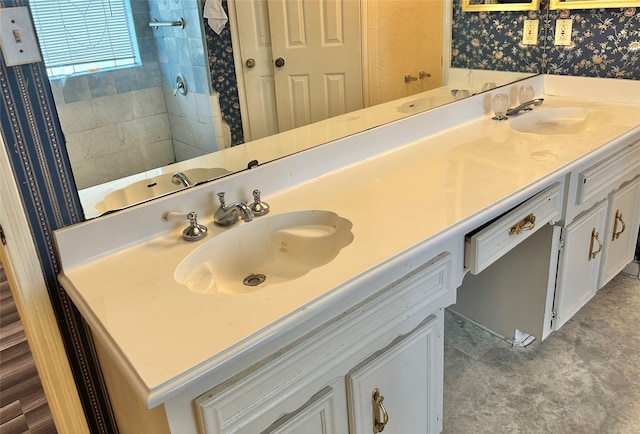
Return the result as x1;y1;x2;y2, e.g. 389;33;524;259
506;98;544;116
172;172;193;187
214;192;253;226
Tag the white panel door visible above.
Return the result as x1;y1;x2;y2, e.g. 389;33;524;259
600;176;640;287
233;0;279;141
347;314;443;434
554;200;608;330
267;0;363;132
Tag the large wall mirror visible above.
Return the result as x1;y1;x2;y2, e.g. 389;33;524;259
32;0;541;219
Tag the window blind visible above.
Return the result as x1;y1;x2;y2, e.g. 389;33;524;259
30;0;137;75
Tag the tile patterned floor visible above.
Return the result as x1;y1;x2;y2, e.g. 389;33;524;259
443;272;640;434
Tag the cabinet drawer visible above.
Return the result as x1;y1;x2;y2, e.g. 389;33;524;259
465;182;562;274
577;140;640;205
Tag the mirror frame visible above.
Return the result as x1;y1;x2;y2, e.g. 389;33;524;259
462;0;541;12
550;0;640;9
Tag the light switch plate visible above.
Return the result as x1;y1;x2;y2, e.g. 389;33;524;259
522;20;539;45
554;19;573;46
0;7;42;66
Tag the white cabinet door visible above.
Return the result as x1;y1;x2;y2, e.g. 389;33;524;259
346;314;443;434
262;382;348;434
554;200;608;330
599;176;640;288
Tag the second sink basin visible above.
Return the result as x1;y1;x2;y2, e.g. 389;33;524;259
510;108;611;135
174;210;354;295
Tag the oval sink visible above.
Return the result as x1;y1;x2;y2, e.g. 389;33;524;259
174;210;354;295
510;108;611;135
96;167;229;213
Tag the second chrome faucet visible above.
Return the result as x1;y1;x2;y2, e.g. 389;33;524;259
214;190;269;226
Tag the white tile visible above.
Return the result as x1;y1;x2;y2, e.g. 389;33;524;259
192;122;218;153
119;114;172;148
56;100;98;133
140;139;176;171
173;140;207;162
132;87;168;118
176;91;198;121
194;93;215;125
69;125;123;160
169;114;195;146
92;93;137;125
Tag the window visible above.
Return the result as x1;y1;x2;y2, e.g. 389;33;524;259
30;0;139;78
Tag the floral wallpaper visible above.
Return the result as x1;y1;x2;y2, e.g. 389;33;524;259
451;0;640;80
203;0;244;146
545;7;640;79
451;0;545;73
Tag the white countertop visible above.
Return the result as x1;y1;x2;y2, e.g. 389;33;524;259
55;75;640;408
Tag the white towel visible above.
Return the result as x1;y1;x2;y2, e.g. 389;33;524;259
203;0;228;35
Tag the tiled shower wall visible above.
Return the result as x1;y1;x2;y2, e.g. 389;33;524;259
50;0;224;190
150;0;228;163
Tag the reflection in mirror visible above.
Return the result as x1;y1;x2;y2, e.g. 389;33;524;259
462;0;541;12
550;0;640;9
33;0;539;219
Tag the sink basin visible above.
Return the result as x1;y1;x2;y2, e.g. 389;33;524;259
174;210;354;294
510;108;611;135
95;167;229;213
397;95;454;114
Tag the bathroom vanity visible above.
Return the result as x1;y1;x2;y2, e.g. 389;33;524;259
54;75;640;433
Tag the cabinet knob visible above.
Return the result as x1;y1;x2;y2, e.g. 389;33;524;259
372;388;389;433
612;209;625;241
589;228;603;261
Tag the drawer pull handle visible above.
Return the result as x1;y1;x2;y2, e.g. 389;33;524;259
508;213;536;235
372;388;389;433
612;209;625;241
589;228;603;261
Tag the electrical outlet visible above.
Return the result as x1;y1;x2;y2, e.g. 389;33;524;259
554;19;573;46
522;19;539;45
0;7;42;66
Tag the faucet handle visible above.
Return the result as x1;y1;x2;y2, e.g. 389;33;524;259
163;211;207;241
217;192;227;208
250;189;270;216
183;212;207;241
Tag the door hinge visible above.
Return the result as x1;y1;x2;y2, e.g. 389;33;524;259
551;310;557;320
0;224;6;246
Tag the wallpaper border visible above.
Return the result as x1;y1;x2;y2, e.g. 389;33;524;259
0;1;118;432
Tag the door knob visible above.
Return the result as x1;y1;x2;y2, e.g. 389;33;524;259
245;58;256;68
275;57;285;68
